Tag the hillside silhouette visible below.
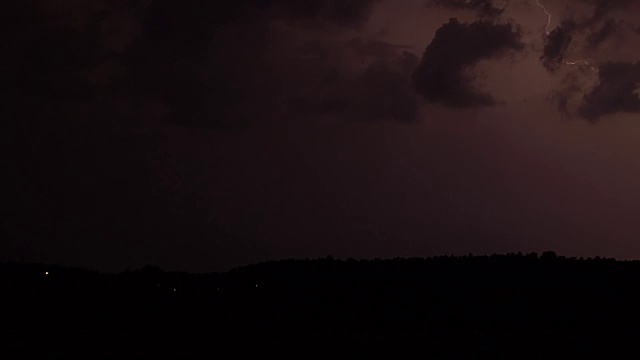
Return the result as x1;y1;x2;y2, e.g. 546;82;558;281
3;252;639;358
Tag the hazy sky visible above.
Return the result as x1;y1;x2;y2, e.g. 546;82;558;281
4;0;640;272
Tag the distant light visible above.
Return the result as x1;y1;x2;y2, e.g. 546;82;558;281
255;284;258;288
173;288;177;292
45;271;49;275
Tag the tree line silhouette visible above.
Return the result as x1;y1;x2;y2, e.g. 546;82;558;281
3;252;638;358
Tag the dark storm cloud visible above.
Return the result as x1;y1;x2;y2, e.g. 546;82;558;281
540;18;621;72
273;0;380;28
427;0;506;18
537;0;640;119
348;37;413;59
585;18;617;49
6;0;381;131
412;18;523;108
307;50;421;123
549;72;585;118
3;0;392;270
589;0;632;20
578;62;640;120
123;0;382;129
540;21;576;72
539;0;632;72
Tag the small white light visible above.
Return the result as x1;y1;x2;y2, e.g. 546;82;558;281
173;288;177;292
255;284;258;288
45;271;49;275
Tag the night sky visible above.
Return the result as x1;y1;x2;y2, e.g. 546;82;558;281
4;0;640;272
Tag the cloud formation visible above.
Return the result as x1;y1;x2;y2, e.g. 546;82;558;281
538;0;636;69
305;48;421;123
6;0;640;128
578;62;640;120
536;0;640;119
125;0;386;129
541;21;577;72
7;0;384;130
427;0;507;18
412;18;523;108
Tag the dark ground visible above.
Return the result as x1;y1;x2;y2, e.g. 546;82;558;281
3;253;640;359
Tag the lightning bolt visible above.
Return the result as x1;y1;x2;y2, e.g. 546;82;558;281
564;60;594;68
564;59;598;72
536;0;552;35
536;1;597;72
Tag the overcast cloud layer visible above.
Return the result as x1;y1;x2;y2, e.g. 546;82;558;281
7;0;640;127
4;0;640;271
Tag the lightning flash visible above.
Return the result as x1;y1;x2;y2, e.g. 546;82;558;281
536;0;552;35
537;0;597;72
564;59;598;71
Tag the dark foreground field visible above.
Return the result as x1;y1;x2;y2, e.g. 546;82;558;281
3;253;640;359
